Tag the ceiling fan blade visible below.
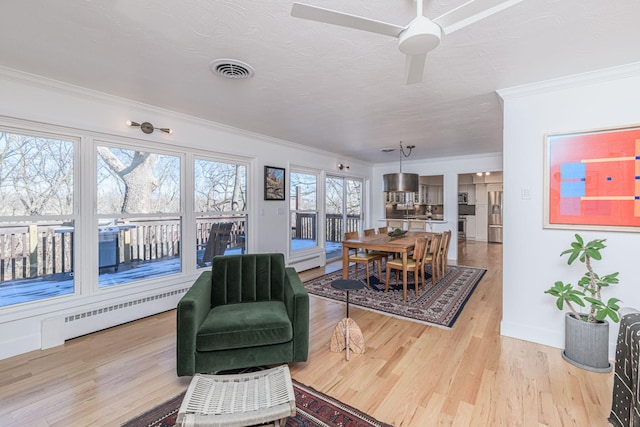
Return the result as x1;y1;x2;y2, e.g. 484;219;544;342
405;52;427;85
291;2;405;38
433;0;525;34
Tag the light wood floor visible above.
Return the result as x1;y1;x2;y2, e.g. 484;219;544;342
0;241;614;426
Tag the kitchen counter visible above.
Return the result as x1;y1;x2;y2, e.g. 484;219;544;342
405;215;444;221
379;217;448;232
381;216;446;221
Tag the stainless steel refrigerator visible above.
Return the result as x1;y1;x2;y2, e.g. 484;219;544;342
488;191;503;243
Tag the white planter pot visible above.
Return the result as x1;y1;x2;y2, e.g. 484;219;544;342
562;313;612;372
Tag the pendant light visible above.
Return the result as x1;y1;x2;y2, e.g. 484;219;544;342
383;142;419;193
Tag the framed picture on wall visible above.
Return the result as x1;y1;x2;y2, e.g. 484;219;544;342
264;166;285;201
544;124;640;231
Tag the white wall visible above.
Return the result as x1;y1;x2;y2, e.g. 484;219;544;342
371;153;503;261
0;67;372;360
499;62;640;358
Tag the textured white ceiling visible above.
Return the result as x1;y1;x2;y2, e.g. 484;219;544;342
1;0;640;163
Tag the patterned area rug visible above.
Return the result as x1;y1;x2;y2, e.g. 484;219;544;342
121;379;392;427
304;264;486;328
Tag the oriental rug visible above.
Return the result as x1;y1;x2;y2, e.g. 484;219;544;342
304;264;486;328
121;379;392;427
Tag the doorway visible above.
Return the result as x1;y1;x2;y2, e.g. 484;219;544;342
457;171;503;243
324;176;363;260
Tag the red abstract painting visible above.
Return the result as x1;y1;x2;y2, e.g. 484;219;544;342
545;126;640;230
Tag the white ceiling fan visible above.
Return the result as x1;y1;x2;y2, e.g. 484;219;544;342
291;0;525;85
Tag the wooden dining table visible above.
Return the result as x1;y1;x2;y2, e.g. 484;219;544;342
342;231;430;301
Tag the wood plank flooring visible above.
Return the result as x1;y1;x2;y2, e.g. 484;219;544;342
0;241;614;426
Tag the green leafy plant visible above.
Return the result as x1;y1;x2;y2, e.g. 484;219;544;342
544;234;621;323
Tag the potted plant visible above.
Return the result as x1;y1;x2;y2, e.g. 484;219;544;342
544;233;620;372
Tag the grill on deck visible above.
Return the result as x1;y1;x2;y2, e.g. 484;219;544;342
98;226;119;270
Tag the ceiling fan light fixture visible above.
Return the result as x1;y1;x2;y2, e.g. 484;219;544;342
398;17;441;55
291;0;525;85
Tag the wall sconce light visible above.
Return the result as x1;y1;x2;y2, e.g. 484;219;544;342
337;163;350;170
126;120;173;135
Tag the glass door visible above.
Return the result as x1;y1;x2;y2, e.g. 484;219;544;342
325;176;363;260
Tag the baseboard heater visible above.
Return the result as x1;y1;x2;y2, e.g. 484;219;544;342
64;288;189;324
39;287;190;349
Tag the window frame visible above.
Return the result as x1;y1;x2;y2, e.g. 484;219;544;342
0;126;80;306
289;166;321;260
193;154;250;269
94;140;186;288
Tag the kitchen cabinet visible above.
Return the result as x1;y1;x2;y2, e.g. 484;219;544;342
467;185;476;204
475;204;488;241
385;192;409;204
426;185;443;204
419;184;427;204
458;184;476;205
465;215;476;240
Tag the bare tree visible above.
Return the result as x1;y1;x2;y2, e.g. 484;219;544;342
231;164;244;211
195;160;246;213
0;132;73;216
97;147;156;214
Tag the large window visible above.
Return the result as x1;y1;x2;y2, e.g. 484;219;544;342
194;158;247;268
290;170;319;253
0;130;76;307
0;120;255;311
96;145;182;287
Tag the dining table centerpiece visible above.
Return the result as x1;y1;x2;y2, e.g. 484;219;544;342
387;228;407;238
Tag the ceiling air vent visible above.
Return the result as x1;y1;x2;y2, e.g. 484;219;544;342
209;59;255;79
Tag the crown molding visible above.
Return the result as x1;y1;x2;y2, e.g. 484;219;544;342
0;66;369;167
497;61;640;100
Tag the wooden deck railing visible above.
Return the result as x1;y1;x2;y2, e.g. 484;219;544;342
0;224;74;283
325;214;360;242
0;213;355;283
290;213;361;242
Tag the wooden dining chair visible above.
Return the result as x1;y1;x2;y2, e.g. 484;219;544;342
422;233;442;287
376;226;387;235
407;220;426;231
386;219;404;231
344;231;383;288
364;228;393;265
385;237;428;297
437;230;452;278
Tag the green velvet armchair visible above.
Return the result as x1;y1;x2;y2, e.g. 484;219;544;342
176;253;309;376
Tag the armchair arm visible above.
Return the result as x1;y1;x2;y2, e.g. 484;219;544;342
283;267;309;361
176;271;212;376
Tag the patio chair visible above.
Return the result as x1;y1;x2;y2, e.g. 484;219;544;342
198;222;233;266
